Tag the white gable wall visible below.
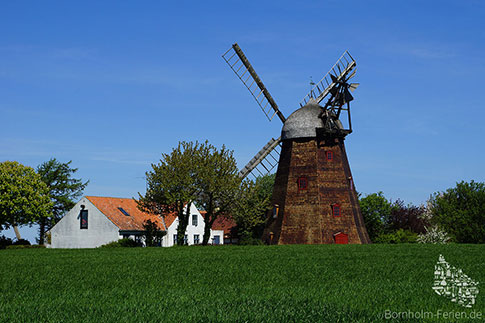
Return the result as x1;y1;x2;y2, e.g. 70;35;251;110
49;197;120;248
162;204;225;246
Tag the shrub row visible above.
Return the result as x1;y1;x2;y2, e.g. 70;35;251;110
6;244;46;249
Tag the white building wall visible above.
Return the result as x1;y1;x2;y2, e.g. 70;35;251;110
162;204;225;246
49;197;120;248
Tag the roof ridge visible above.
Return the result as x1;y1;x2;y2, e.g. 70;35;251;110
86;195;138;200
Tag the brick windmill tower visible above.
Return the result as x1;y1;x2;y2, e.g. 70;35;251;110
223;44;370;245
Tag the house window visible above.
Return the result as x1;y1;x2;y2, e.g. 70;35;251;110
192;214;198;226
134;235;142;245
213;236;220;245
326;151;333;161
80;210;88;229
173;234;177;245
118;207;130;216
297;176;308;191
184;235;188;245
194;234;200;244
332;204;341;217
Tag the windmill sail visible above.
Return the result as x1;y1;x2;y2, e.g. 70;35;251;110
222;43;286;123
299;51;356;107
239;137;281;179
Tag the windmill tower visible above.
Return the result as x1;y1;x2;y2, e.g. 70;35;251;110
222;44;370;244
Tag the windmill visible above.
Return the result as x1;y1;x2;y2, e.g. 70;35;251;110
222;43;370;244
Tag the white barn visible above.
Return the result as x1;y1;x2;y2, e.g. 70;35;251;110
47;196;224;248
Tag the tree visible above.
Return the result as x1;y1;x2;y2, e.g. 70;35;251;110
231;174;274;241
0;161;52;239
137;141;200;246
429;180;485;243
388;199;427;234
196;142;241;245
359;192;394;242
36;158;88;244
142;219;166;247
254;173;275;202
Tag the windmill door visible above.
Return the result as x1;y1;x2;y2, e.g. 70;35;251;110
334;232;348;244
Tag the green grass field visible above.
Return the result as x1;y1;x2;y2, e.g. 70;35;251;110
0;244;483;322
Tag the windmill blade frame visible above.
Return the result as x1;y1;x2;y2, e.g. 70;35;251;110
222;43;286;123
238;137;281;179
299;51;356;107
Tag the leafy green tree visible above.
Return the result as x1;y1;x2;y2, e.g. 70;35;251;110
429;180;485;243
0;161;52;239
359;192;394;242
231;174;274;241
137;141;200;246
36;158;88;244
143;219;166;247
196;142;240;245
254;173;275;202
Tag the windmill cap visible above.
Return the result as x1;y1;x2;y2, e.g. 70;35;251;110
281;101;324;140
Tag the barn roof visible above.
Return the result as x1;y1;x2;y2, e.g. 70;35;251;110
85;196;177;231
210;213;237;238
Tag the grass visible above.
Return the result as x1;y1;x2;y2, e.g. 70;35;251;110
0;244;483;322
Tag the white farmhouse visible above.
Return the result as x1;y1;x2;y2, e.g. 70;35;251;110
47;196;225;248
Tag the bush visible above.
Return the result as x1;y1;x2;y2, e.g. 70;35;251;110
0;236;13;249
374;229;418;244
99;238;140;248
239;237;264;245
417;225;452;244
143;219;166;247
13;239;31;246
6;244;46;249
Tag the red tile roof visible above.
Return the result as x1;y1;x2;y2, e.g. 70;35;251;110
211;215;237;236
86;196;177;231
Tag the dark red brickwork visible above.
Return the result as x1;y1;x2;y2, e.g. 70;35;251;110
263;136;371;244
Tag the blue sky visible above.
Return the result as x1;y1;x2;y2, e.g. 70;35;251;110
1;1;484;242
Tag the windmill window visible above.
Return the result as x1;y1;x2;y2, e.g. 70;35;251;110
80;210;88;229
118;207;130;216
297;177;308;190
272;205;279;218
332;204;341;217
326;151;333;161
